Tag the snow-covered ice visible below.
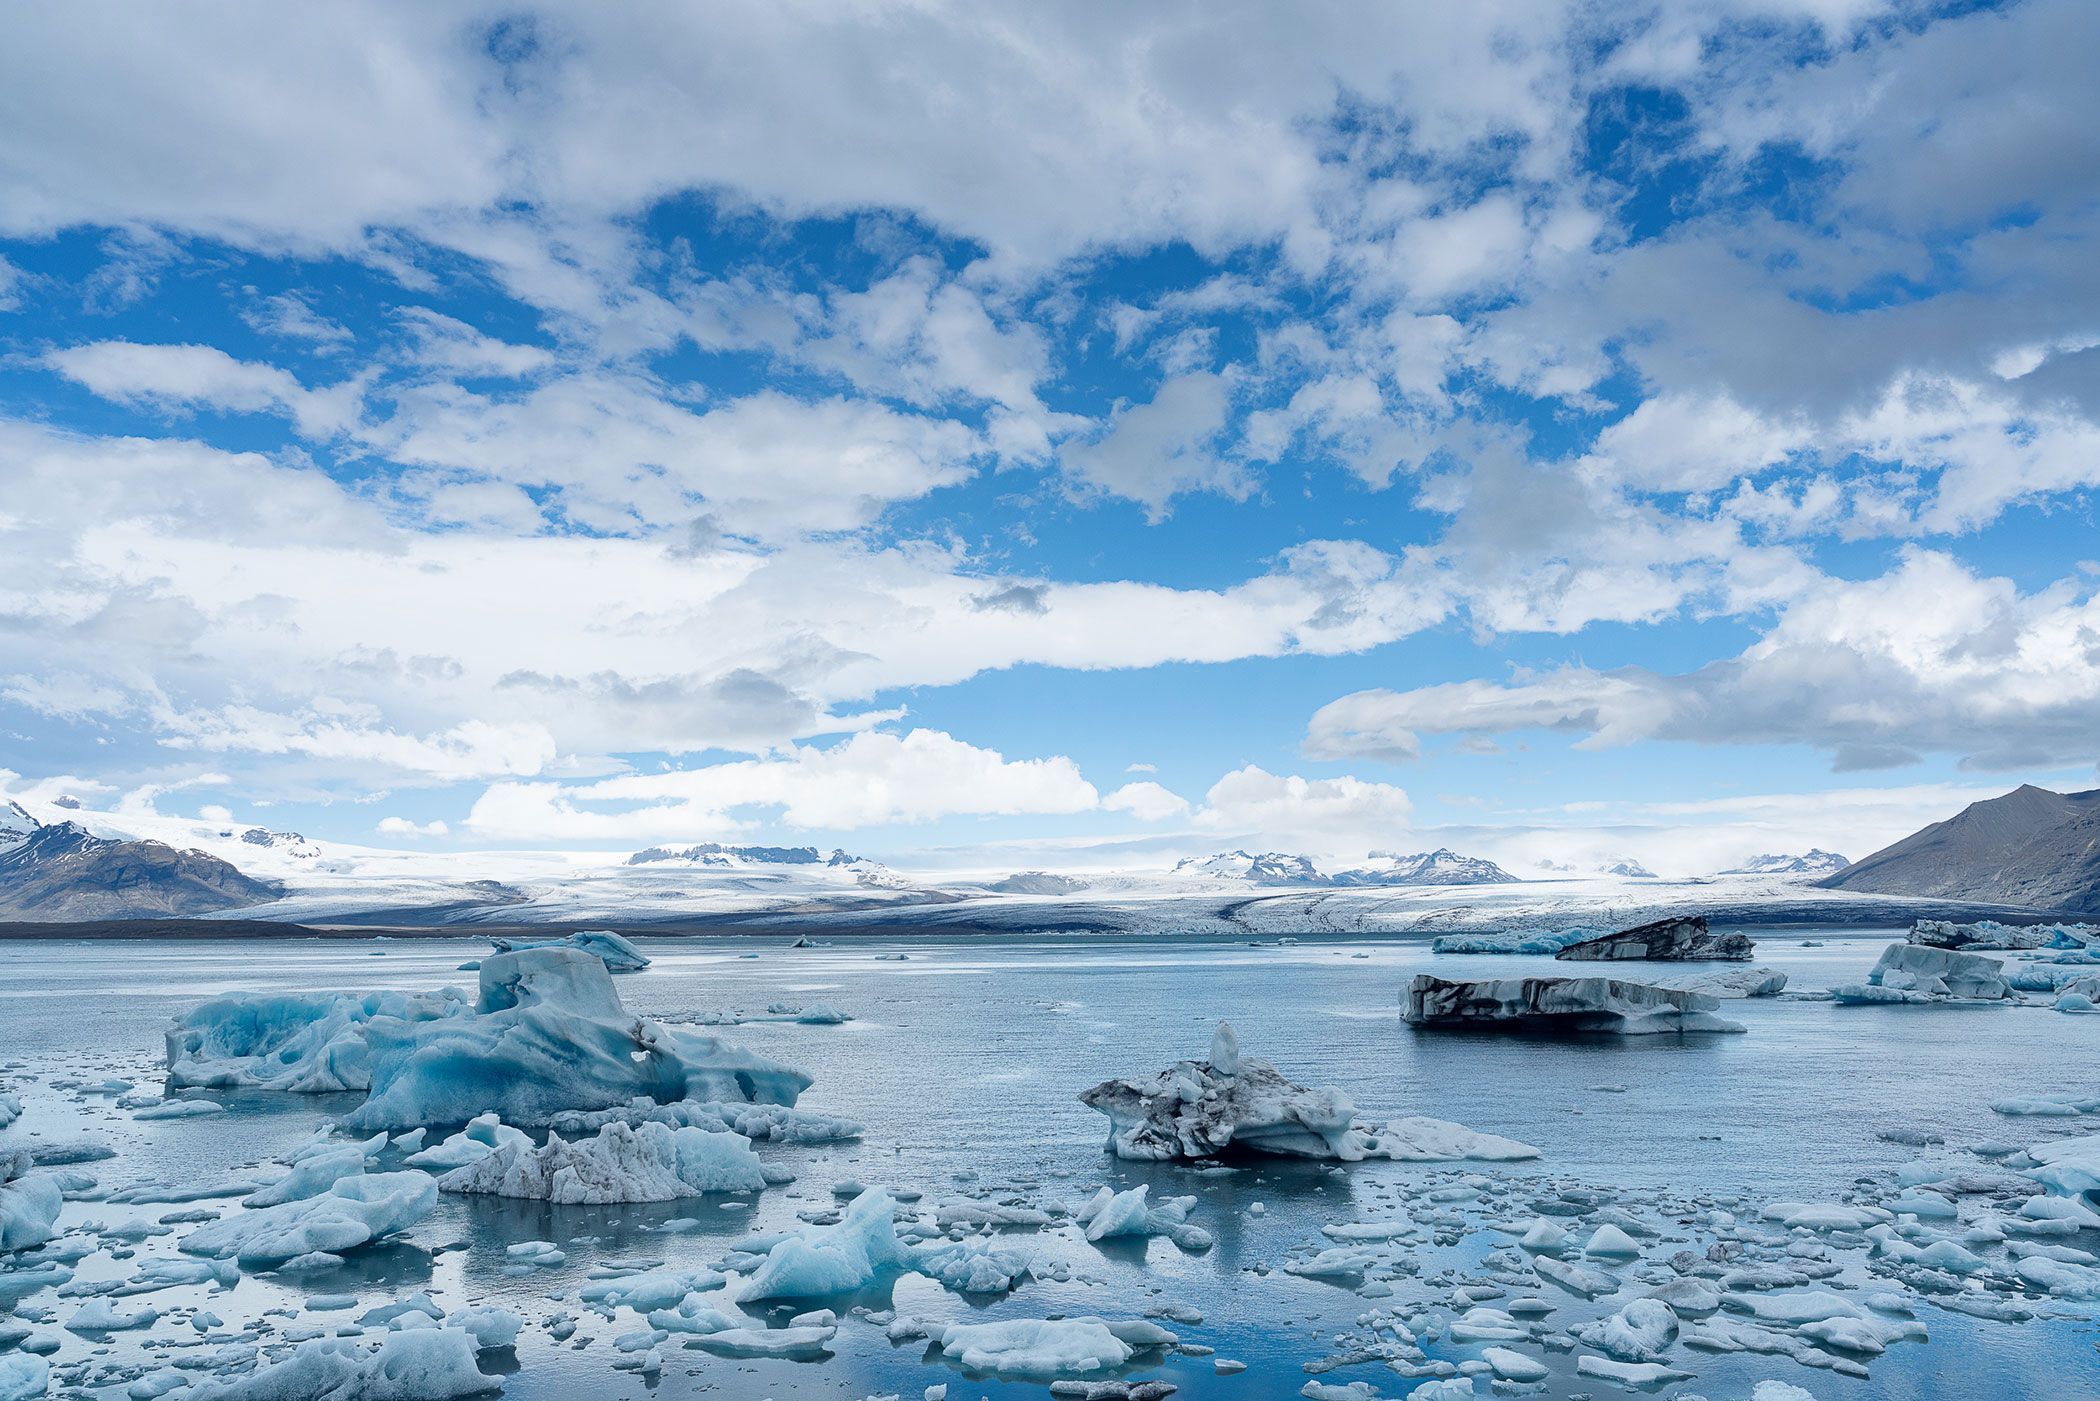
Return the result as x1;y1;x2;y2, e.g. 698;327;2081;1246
178;1172;437;1265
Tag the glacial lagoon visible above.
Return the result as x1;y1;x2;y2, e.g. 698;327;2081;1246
2;930;2096;1399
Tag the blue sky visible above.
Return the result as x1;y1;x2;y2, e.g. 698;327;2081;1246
1;1;2096;873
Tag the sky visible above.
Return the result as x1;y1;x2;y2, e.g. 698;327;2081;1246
1;0;2097;875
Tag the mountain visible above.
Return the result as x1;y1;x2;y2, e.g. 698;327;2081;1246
1818;784;2100;914
1724;849;1850;876
1332;848;1518;886
986;871;1091;895
627;843;862;867
0;801;38;854
0;820;281;920
1173;851;1325;884
1598;858;1657;879
236;827;322;859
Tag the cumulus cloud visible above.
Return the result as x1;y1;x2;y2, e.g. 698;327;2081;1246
1193;765;1413;843
462;728;1101;839
1307;550;2100;773
1102;780;1190;822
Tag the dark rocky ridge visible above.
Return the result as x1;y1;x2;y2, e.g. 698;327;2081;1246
0;821;280;920
1819;784;2100;916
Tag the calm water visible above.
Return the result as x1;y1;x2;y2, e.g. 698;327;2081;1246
1;930;2095;1398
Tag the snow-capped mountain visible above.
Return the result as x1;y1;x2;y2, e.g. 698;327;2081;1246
1331;848;1518;887
1598;858;1657;879
0;820;281;919
985;871;1091;895
0;801;38;854
1723;849;1850;876
235;827;323;860
627;843;862;867
1172;850;1325;884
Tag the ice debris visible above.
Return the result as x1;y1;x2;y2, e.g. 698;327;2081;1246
439;1120;769;1202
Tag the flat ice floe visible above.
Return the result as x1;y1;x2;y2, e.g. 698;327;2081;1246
1403;975;1748;1033
1080;1022;1538;1162
177;1171;437;1265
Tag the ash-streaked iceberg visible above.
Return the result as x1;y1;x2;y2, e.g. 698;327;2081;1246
1080;1022;1538;1163
1404;975;1747;1034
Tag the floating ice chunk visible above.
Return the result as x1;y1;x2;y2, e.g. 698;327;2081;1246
179;1171;436;1265
0;1355;47;1401
1750;1384;1819;1401
64;1300;158;1331
1480;1346;1548;1382
1403;1383;1477;1401
689;1324;835;1358
403;1114;531;1169
1081;1025;1534;1162
936;1316;1175;1380
1570;1298;1677;1361
2024;1133;2100;1209
440;1120;767;1203
449;1305;522;1351
131;1098;225;1119
1404;976;1746;1034
1076;1184;1212;1251
1583;1223;1642;1257
1434;928;1598;955
1354;1117;1540;1163
1533;1255;1615;1298
546;1098;861;1144
165;988;468;1093
1991;1094;2100;1117
741;1187;913;1299
1575;1355;1692;1387
2015;1254;2100;1300
243;1145;368;1207
0;1154;62;1253
0;1094;18;1131
490;929;650;971
579;1266;724;1312
177;1329;496;1400
1759;1201;1893;1233
1720;1290;1862;1325
1830;944;2012;1004
345;949;810;1131
1908;919;2084;951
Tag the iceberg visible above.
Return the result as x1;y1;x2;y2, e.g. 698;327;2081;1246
439;1120;768;1202
1432;927;1599;955
1076;1184;1213;1251
936;1316;1177;1380
1080;1022;1538;1162
179;1171;436;1265
165;988;468;1093
1554;914;1754;962
403;1113;531;1169
740;1187;914;1299
545;1097;861;1144
344;948;810;1130
1649;966;1788;999
1909;919;2098;952
1831;944;2012;1005
0;1153;61;1253
489;929;651;972
1404;975;1747;1034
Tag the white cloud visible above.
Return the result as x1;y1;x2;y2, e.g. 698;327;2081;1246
46;341;363;438
463;728;1100;839
1308;549;2100;773
1193;765;1413;844
1061;370;1245;518
1102;780;1190;822
376;815;449;838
